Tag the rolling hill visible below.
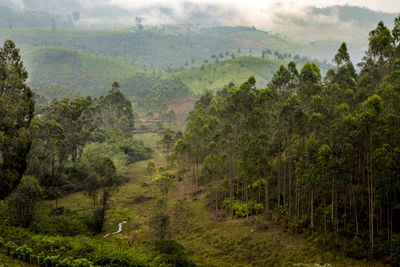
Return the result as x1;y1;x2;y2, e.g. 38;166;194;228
23;46;148;97
0;27;300;68
0;4;74;29
172;56;286;94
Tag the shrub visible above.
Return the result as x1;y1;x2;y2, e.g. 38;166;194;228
6;176;42;227
30;206;89;236
154;239;195;267
0;225;191;266
389;237;400;266
221;199;263;218
149;212;170;240
170;199;194;234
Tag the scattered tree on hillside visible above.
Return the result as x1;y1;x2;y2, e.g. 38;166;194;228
83;155;121;233
6;176;42;227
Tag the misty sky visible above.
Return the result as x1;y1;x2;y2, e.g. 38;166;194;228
3;0;399;32
107;0;400;13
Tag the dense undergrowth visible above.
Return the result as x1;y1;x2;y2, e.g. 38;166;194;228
0;221;193;266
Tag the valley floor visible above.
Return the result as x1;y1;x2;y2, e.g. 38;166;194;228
46;134;387;267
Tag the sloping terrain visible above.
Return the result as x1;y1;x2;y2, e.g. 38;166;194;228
56;133;386;267
23;46;147;96
173;56;284;94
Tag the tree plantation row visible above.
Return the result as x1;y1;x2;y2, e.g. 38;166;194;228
164;18;400;263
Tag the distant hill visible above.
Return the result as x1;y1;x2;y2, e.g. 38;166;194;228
0;27;300;68
172;56;285;94
312;5;397;31
21;47;331;110
23;46;147;96
0;4;74;29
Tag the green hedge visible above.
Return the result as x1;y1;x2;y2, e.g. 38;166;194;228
0;226;185;266
2;239;95;266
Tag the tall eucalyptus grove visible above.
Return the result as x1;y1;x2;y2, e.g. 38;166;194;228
173;18;400;257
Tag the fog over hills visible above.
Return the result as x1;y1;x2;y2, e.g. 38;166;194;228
0;0;399;63
1;0;397;35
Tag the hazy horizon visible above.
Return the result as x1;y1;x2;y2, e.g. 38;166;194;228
1;0;399;32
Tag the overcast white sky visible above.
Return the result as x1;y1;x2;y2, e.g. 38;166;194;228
106;0;400;13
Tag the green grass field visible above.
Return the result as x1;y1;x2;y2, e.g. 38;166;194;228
173;56;285;94
53;133;386;266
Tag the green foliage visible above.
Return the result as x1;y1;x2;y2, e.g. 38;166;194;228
83;131;152;173
5;176;42;227
174;15;400;263
26;87;151;203
170;199;195;234
98;82;135;132
0;40;35;200
221;200;263;218
153;239;195;267
132;77;191;111
23;46;146;97
174;56;284;94
149;212;170;240
80;154;121;233
159;128;177;164
0;26;299;68
294;264;332;267
153;172;176;203
1;239;96;266
146;161;156;176
30;206;88;236
389;237;400;266
0;225;178;266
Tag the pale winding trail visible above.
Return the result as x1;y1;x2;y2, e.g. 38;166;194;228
103;221;127;238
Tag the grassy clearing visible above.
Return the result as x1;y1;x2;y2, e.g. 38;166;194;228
57;133;163;236
55;133;386;266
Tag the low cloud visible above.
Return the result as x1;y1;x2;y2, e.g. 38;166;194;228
1;0;394;42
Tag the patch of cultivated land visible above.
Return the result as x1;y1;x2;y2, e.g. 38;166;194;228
56;133;387;267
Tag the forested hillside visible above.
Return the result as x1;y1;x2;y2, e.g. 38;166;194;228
23;46;148;97
0;27;331;68
0;4;74;29
169;19;400;264
1;3;400;267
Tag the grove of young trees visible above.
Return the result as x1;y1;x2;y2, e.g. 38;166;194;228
171;18;400;262
0;40;152;233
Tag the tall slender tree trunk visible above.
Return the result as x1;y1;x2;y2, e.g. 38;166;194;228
229;152;234;221
246;178;249;220
277;159;281;208
332;176;335;234
311;188;314;234
283;159;286;206
288;162;292;212
265;169;270;219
